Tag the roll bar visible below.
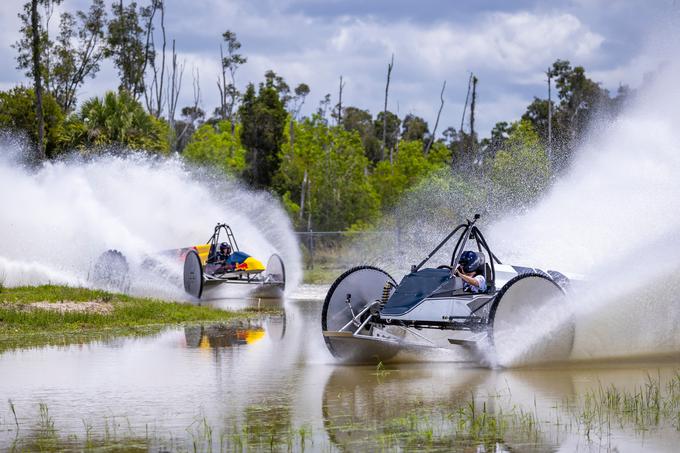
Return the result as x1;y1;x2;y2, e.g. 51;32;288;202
411;214;501;284
206;223;240;258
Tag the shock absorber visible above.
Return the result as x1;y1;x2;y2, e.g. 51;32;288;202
380;281;394;307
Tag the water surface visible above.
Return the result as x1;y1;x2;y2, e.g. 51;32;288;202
1;287;680;451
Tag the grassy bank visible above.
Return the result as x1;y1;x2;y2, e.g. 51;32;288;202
0;285;260;345
302;265;344;285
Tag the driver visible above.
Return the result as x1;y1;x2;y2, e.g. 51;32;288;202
215;242;234;272
454;251;487;293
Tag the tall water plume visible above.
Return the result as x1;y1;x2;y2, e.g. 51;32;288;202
0;149;301;298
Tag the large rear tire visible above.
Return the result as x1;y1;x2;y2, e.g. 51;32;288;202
321;266;398;363
489;273;574;367
183;250;204;299
91;250;130;292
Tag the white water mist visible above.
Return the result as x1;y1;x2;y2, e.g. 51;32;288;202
0;151;301;298
488;63;680;364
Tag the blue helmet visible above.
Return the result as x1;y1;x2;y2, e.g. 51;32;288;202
219;242;232;254
459;251;483;273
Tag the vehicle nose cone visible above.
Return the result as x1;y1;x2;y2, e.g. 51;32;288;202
243;256;265;272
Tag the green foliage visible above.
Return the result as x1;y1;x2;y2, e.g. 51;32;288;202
491;120;550;211
401;114;429;142
342;106;380;163
239;82;287;188
277;116;380;231
374;110;401;158
50;0;107;113
371;140;450;209
78;90;170;152
105;1;147;99
183;120;246;175
0;86;65;157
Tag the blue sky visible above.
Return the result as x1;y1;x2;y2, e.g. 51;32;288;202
1;0;677;137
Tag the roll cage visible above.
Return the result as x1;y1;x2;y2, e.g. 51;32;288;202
206;223;240;263
411;214;502;290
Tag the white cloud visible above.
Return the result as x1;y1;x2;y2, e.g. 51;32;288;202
0;1;651;137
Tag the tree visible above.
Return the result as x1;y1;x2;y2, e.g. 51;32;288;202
51;0;107;113
13;0;63;159
239;81;287;188
491;120;550;212
183;121;246;174
276;116;380;230
105;0;149;99
374;111;401;157
217;30;247;129
0;86;65;158
142;0;165;118
371;139;449;209
174;105;204;152
264;69;291;107
342;106;380;163
401;114;429;142
78;90;170;152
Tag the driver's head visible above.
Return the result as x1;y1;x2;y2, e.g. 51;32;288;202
459;251;482;274
219;242;232;255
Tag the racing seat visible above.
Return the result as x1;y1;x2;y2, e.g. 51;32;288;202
483;263;494;292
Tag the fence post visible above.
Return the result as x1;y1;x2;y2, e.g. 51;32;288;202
308;228;315;270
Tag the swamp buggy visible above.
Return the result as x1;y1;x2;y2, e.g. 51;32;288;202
321;215;577;366
91;223;286;299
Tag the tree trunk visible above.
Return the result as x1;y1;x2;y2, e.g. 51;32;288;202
470;76;477;149
547;68;552;170
382;54;394;163
31;0;45;161
337;75;344;126
424;80;446;155
454;73;473;170
299;168;307;221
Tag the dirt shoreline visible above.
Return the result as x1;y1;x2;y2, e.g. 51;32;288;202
1;300;115;315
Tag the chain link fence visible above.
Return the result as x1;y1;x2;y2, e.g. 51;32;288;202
294;230;403;269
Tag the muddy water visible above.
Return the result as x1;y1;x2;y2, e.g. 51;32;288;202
1;286;680;451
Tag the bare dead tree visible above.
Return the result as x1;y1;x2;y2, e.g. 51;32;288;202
41;1;56;94
470;75;477;145
217;43;227;119
454;73;473;169
166;39;184;152
216;31;246;134
334;75;345;126
394;100;400;159
382;53;394;162
152;0;166;117
424;80;446;155
547;67;553;169
175;66;201;151
31;0;45;160
143;0;165;117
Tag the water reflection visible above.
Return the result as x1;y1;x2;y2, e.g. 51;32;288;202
184;324;266;348
183;315;285;349
319;365;563;451
2;293;680;451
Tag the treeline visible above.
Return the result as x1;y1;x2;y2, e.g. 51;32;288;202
2;0;633;232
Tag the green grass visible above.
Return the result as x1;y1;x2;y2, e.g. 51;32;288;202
302;265;345;284
0;285;264;345
9;373;680;452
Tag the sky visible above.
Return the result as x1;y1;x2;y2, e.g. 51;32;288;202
1;0;678;137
